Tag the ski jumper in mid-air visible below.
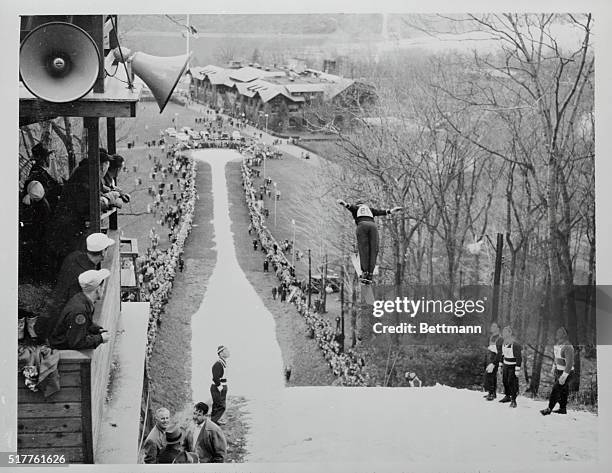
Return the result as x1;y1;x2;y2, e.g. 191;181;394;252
337;199;403;283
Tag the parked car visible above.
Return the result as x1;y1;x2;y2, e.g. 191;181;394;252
310;275;340;294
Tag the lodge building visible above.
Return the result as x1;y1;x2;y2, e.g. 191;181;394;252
190;62;376;133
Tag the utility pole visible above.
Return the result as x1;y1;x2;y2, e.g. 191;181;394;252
308;249;312;310
291;219;296;268
321;254;328;313
340;260;345;353
273;182;277;228
185;14;190;70
491;232;504;323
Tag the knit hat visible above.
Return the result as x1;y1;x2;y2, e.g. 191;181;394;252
22;180;45;204
86;233;115;252
78;269;110;292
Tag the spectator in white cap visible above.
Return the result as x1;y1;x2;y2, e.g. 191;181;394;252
48;269;111;350
36;233;116;343
21;180;46;205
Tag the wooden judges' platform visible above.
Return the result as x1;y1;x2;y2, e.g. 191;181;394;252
17;232;150;463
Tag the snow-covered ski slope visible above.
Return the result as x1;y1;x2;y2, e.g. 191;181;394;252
189;149;599;468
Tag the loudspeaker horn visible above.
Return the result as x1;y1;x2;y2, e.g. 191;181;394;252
114;47;191;113
20;22;100;103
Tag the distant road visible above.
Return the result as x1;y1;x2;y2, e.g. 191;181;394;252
126;31;343;39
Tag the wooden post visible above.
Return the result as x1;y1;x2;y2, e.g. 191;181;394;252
106;117;116;154
80;360;94;463
321;254;328;313
88;16;105;94
340;261;345;353
491;232;504;323
107;117;118;231
84;117;101;233
307;249;312;310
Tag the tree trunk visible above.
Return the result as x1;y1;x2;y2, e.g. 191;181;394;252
351;273;358;347
63;117;77;172
528;274;551;396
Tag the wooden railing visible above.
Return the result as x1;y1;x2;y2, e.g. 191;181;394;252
18;350;93;463
90;230;121;452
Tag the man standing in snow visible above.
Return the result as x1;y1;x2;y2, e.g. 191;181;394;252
210;345;230;425
541;326;574;415
183;402;227;462
499;326;522;408
484;322;503;400
405;372;422;387
142;407;171;463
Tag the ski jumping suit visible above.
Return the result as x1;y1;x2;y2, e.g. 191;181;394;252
501;341;522;400
484;333;503;396
341;203;392;275
547;343;575;411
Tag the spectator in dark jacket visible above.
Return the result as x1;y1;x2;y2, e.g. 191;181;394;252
499;326;522;408
183;402;226;463
484;322;503;400
19;181;52;277
142;407;170;464
210;346;230;425
37;233;115;341
24;143;63;212
103;154;131;204
48;269;111;350
541;326;575;415
46;149;112;266
157;427;199;464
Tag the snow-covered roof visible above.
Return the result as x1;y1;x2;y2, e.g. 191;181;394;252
195;65;235;87
324;78;355;100
229;66;284;83
285;83;326;94
193;64;356;102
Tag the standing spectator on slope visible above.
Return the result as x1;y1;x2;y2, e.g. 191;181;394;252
499;326;522;408
142;407;171;464
484;322;503;401
157;427;199;464
541;326;575;415
183;402;227;463
210;346;230;425
405;371;422;387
